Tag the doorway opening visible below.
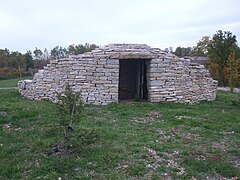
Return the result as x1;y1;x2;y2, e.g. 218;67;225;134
118;59;149;101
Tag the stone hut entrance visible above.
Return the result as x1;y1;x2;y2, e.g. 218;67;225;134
118;59;149;101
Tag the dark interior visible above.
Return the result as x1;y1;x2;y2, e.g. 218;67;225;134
118;59;148;100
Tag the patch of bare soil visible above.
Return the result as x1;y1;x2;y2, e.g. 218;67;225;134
2;123;22;131
211;141;228;152
155;127;201;144
131;117;163;124
188;152;224;162
144;147;185;178
0;111;7;116
131;111;163;124
44;144;78;156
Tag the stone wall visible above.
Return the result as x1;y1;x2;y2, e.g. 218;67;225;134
18;44;218;104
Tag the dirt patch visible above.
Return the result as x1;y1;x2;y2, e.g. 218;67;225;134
2;123;22;131
211;141;228;152
131;117;163;124
188;152;223;161
131;111;163;124
0;111;8;116
44;144;78;156
155;127;201;144
148;111;161;117
188;152;207;160
144;147;185;177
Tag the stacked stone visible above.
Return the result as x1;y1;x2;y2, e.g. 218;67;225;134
18;44;217;105
147;56;217;104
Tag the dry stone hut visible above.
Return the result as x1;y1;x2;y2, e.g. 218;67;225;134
18;44;218;105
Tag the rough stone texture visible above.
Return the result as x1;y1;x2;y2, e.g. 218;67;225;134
18;44;218;105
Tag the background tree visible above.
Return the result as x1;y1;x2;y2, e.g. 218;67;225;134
228;51;240;91
0;49;10;68
24;51;34;73
84;43;98;52
51;46;67;59
32;48;49;70
208;30;238;86
173;46;193;57
33;47;43;60
0;43;99;79
67;43;99;55
164;47;173;53
0;51;26;78
192;36;210;56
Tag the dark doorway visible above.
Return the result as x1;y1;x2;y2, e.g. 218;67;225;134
118;59;148;100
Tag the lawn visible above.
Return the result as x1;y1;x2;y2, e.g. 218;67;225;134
0;87;240;179
0;76;32;88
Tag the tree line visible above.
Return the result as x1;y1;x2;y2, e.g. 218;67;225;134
0;43;98;80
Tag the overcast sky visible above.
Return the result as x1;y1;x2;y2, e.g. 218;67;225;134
0;0;240;53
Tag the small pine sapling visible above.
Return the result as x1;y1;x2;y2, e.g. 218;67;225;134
57;83;83;148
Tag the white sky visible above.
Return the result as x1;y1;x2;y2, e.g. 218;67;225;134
0;0;240;52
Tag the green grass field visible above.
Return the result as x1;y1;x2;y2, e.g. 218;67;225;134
0;76;32;88
0;80;240;179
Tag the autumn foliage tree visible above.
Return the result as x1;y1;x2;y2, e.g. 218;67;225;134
174;31;240;88
228;51;240;91
0;49;34;79
208;30;238;86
